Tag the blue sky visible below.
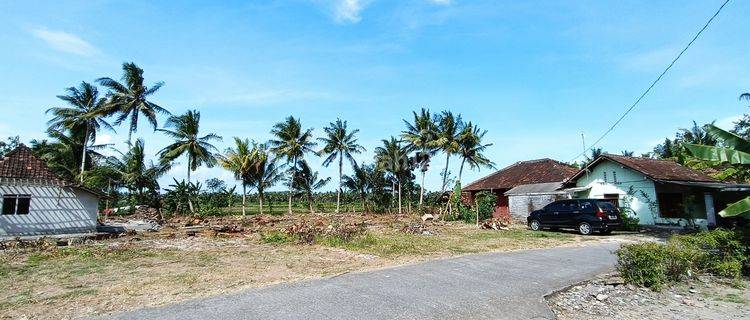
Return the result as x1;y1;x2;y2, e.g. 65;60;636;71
0;0;748;192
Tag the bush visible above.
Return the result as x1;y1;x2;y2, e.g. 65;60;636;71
616;229;749;290
617;242;670;289
261;231;292;244
619;208;640;231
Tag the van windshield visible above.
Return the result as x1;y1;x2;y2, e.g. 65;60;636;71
596;201;617;210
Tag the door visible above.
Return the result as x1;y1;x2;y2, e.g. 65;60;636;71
543;201;566;226
540;202;558;225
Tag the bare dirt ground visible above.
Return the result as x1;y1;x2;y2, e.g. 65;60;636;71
548;273;750;320
0;212;633;320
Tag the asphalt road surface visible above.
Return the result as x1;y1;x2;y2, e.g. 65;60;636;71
105;243;620;320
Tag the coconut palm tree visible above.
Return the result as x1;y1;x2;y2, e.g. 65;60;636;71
401;108;438;207
457;122;495;184
107;139;170;209
247;143;284;215
269;116;316;214
293;160;331;213
46;82;114;183
434;111;463;193
36;128;109;183
375;137;410;214
342;164;370;212
97;62;169;146
317;118;365;213
219;137;254;216
158;110;222;213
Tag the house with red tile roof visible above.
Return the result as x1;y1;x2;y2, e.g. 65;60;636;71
566;154;750;228
462;158;579;219
0;145;101;236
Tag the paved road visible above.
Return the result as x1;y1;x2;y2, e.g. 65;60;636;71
106;243;620;320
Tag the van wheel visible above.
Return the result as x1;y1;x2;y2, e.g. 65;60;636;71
578;222;593;235
530;220;541;231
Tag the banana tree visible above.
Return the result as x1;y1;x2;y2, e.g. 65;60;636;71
684;124;750;219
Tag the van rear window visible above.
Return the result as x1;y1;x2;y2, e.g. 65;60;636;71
596;201;616;210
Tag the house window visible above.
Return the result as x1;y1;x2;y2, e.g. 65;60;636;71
612;171;618;183
603;172;608;182
657;193;685;218
2;195;31;215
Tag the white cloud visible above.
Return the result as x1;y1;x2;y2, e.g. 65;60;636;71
332;0;370;24
716;114;743;130
30;27;100;57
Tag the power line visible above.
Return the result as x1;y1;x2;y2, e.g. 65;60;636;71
570;0;731;162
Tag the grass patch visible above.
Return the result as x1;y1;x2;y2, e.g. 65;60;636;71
720;293;749;305
261;231;293;244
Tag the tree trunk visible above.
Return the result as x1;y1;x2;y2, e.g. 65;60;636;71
288;157;295;214
79;124;89;184
336;155;342;213
398;181;402;214
419;169;425;207
259;190;264;215
441;153;450;193
308;192;314;213
241;183;247;216
187;156;194;213
458;158;466;185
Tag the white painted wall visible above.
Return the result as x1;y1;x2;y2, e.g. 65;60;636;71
0;184;99;236
573;160;708;228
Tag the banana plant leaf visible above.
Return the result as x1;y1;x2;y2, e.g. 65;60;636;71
683;143;750;165
704;124;750;153
717;196;750;219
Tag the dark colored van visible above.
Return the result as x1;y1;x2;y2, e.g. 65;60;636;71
526;199;621;235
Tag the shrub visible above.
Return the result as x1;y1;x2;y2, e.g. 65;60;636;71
261;231;291;244
617;242;670;289
619;208;641;231
616;229;749;290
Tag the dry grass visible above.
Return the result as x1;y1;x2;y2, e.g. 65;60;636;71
0;214;594;319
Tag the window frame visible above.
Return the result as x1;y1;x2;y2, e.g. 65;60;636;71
1;194;32;215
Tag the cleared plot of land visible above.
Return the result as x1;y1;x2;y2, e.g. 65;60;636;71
0;213;597;319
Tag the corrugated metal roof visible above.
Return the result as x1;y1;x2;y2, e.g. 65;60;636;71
504;182;565;195
463;158;578;191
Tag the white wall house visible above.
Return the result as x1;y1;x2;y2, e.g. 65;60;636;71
566;154;750;229
0;145;101;236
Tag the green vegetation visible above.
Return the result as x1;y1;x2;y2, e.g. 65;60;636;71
617;229;749;290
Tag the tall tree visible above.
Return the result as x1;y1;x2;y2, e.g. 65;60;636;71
107;139;170;210
401;108;438;206
269;116;316;214
317;118;365;213
36;129;108;183
342;164;370;212
293;160;330;213
219;137;254;216
375;137;410;214
46;82;113;183
97;62;169;146
247;142;284;214
158;110;221;213
434;111;463;192
734;92;750;139
456;122;495;183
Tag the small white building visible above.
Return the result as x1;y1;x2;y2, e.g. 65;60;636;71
0;145;101;236
505;182;584;219
566;154;750;229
